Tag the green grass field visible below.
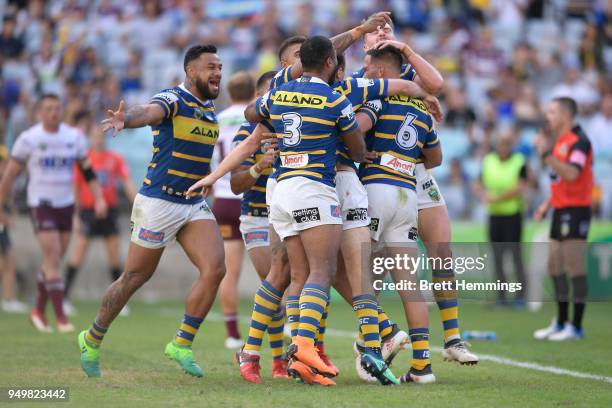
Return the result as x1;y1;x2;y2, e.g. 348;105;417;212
1;298;611;407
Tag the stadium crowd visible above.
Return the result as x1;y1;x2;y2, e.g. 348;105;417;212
0;0;611;218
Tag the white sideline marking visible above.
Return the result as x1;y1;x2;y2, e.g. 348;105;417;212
160;309;612;384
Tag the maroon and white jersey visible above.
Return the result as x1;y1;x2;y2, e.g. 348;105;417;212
11;123;88;208
211;104;246;200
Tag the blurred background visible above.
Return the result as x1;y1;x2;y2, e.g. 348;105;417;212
0;0;611;301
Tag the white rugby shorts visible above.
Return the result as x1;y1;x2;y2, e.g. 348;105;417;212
269;177;342;240
336;170;370;230
366;183;418;245
130;193;215;249
416;163;446;210
239;215;270;250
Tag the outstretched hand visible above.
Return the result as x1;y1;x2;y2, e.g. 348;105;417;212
101;100;126;137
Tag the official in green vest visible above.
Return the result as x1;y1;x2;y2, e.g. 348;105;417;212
474;130;529;306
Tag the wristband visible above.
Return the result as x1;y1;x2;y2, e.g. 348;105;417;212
249;165;261;179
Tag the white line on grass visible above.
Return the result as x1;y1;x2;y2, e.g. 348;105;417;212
159;309;612;385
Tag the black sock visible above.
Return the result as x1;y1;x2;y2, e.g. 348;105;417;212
64;265;78;299
557;301;569;326
571;275;588;330
110;267;122;282
573;303;585;330
552;275;569;325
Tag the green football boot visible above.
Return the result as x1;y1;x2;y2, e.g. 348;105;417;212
360;352;400;385
78;330;101;378
164;341;204;377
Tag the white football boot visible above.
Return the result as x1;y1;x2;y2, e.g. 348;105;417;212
442;341;479;365
533;318;563;340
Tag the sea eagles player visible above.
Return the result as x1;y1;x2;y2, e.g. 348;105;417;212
0;94;106;333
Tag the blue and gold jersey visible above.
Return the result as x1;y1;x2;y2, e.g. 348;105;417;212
351;63;416;81
333;77;389;168
269;66;295;91
255;76;358;187
140;84;218;204
232;122;274;217
357;95;438;190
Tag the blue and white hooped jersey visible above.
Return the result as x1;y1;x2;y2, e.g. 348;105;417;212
140;84;219;204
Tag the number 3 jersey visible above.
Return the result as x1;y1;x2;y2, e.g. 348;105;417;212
141;83;219;204
357;95;438;190
255;76;358;187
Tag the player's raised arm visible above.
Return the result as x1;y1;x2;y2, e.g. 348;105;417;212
375;39;444;95
386;80;443;122
186;124;274;197
101;100;166;136
331;11;392;54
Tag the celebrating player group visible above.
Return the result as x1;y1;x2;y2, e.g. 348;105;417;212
76;11;479;386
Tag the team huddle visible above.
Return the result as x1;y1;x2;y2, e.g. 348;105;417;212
1;11;481;386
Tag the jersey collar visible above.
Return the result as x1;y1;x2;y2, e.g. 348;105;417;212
299;76;329;86
179;82;209;106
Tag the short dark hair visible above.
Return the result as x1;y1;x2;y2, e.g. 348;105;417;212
39;93;60;103
183;44;217;72
300;36;335;72
227;71;255;102
337;53;346;70
367;46;403;71
257;71;277;90
278;36;306;61
553;97;578;117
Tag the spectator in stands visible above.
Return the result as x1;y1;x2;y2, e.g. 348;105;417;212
474;127;529;305
0;16;24;59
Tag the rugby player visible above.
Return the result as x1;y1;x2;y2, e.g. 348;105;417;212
229;71;290;379
355;46;442;383
0;94;106;333
77;45;225;378
246;35;367;386
64;124;137;317
533;97;592;341
190;34;442;387
354;29;478;365
213;71;254;349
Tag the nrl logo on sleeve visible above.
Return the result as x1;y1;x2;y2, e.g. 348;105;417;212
274;91;327;109
356;78;375;88
341;105;355;120
364;99;382;112
154;91;179;104
292;207;321;223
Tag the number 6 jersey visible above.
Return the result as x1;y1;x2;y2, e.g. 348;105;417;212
357;95;439;190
